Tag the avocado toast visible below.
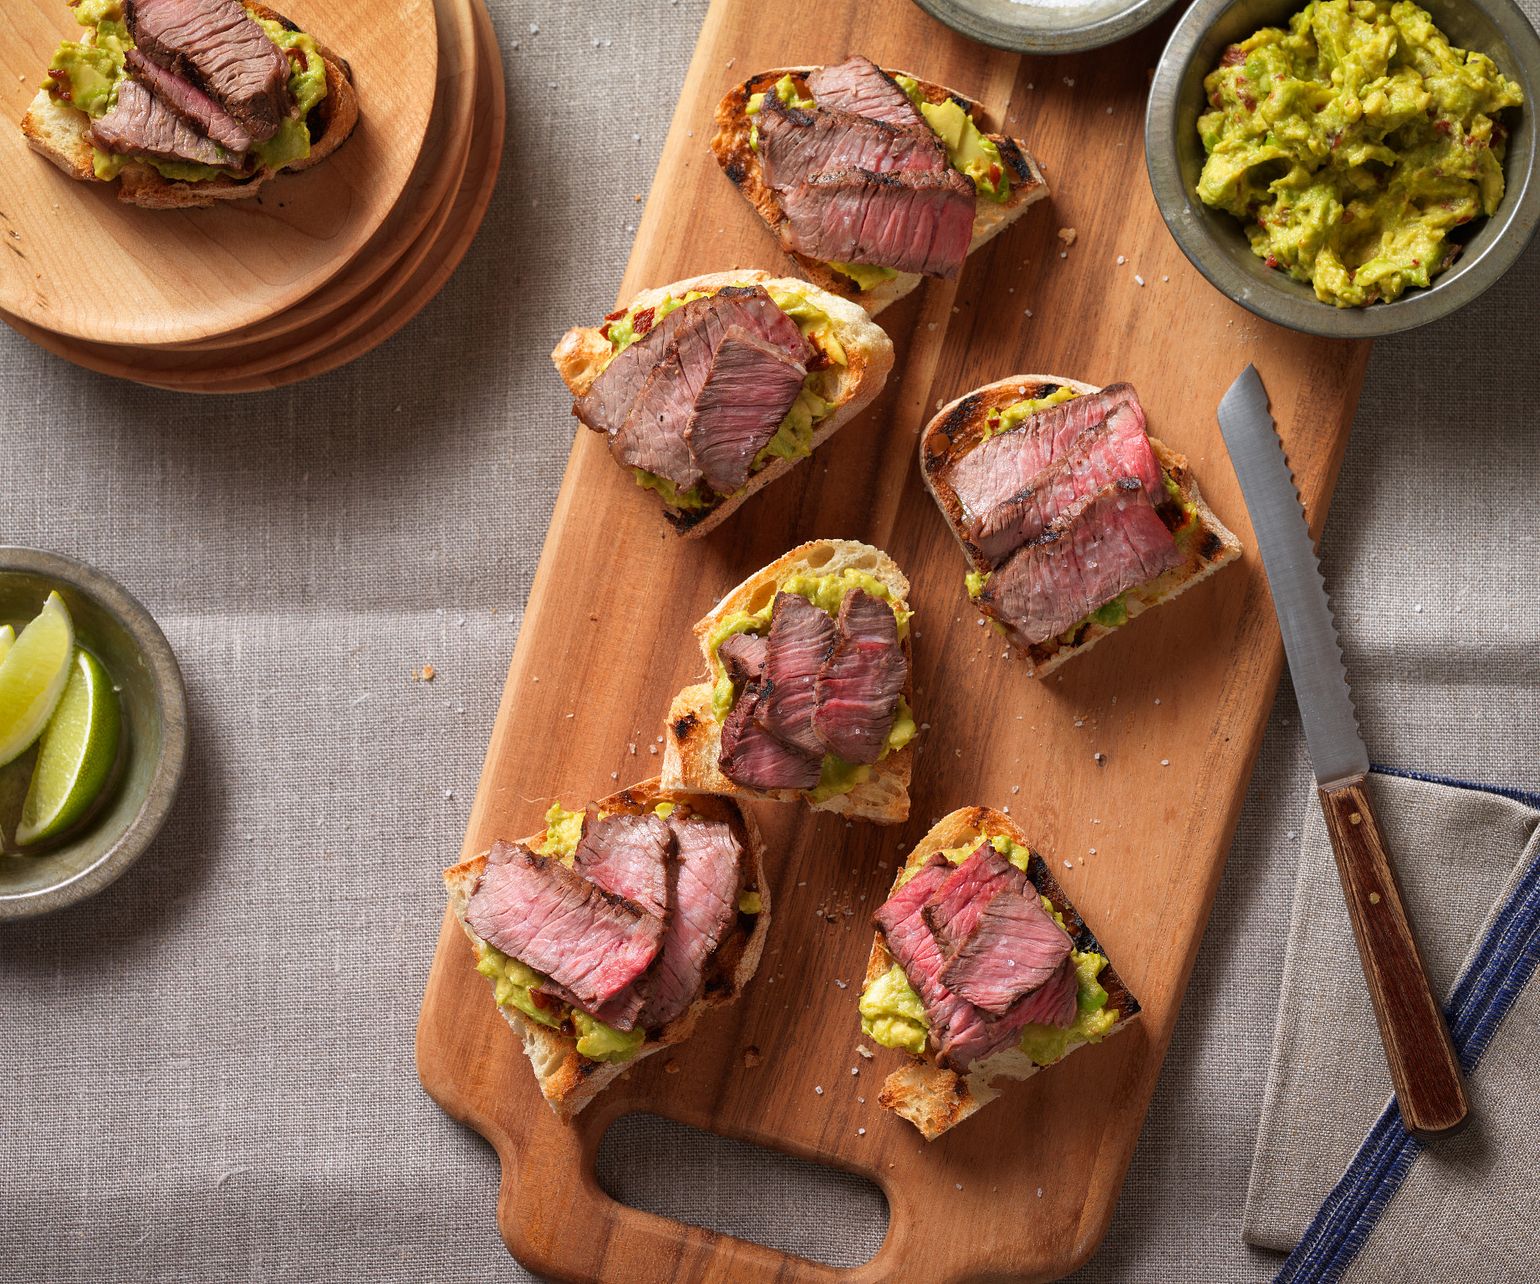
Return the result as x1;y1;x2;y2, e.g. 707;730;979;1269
552;270;894;536
22;0;358;209
443;778;770;1121
710;54;1048;313
860;806;1140;1140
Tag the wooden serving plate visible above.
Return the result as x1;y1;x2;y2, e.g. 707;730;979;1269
417;3;1370;1280
0;0;436;345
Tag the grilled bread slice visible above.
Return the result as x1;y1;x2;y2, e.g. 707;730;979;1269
863;807;1140;1140
552;270;895;538
920;374;1243;677
442;778;770;1122
22;3;358;210
662;538;915;824
710;63;1048;314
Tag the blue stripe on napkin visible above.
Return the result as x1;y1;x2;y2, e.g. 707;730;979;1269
1276;768;1540;1284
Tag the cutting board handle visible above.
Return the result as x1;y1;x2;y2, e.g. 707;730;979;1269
1318;774;1470;1140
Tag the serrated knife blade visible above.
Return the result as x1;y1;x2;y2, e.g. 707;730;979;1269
1217;365;1468;1141
1218;365;1369;787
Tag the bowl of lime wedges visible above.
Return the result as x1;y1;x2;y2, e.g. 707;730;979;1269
0;549;186;919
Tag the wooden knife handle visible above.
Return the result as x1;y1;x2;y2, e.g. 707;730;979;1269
1318;774;1470;1140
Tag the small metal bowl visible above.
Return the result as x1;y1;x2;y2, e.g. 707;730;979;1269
912;0;1183;54
0;549;187;920
1147;0;1540;337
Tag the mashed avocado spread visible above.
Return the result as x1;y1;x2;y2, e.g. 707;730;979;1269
47;0;329;183
471;802;643;1064
861;833;1121;1064
705;568;917;801
600;283;845;510
1197;0;1523;307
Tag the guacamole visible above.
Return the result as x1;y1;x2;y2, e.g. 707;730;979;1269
1197;0;1524;307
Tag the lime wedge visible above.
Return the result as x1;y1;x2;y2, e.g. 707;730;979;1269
0;592;75;767
17;648;121;846
0;625;14;663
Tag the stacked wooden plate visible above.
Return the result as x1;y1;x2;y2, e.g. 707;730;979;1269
0;0;504;393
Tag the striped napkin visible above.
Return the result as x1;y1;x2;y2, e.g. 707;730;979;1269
1243;770;1540;1283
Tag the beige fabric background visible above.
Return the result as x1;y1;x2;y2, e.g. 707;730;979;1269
2;3;1537;1280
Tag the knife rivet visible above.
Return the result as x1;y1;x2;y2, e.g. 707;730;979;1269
1368;891;1382;904
1349;812;1363;826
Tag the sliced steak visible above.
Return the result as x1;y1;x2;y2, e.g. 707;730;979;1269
686;326;808;493
970;398;1166;566
717;631;767;686
125;48;252;152
610;346;707;489
719;683;821;791
778;167;975;278
921;843;1030;957
811;588;907;765
576;286;810;441
945;385;1146;526
88;77;235;167
757;93;944;194
1011;955;1080;1028
805;54;927;131
465;840;663;1016
638;816;743;1028
938;887;1074;1015
754;592;836;759
129;0;293;142
572;812;672;920
979;484;1182;645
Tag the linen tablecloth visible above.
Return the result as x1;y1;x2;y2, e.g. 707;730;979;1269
2;3;1538;1280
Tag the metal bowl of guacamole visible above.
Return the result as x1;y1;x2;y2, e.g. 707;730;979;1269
1148;0;1540;336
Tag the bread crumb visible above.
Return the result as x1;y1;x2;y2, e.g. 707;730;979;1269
665;1060;680;1074
742;1046;762;1068
1057;227;1077;247
856;1045;874;1059
414;664;436;683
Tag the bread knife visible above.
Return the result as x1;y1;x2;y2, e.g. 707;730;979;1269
1218;365;1469;1140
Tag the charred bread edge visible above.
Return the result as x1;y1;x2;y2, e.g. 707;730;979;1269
21;3;359;210
441;777;771;1121
918;374;1244;679
550;269;896;540
709;66;1050;314
863;806;1140;1141
660;538;914;825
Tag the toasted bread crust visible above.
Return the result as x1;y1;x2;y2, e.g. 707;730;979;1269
710;66;1048;314
551;270;895;539
918;375;1244;677
20;3;358;209
443;778;771;1122
661;538;914;823
863;807;1141;1139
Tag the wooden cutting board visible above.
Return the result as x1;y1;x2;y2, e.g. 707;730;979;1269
417;2;1371;1280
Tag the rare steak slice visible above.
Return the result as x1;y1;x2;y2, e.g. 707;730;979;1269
572;813;672;919
719;684;821;791
969;398;1167;567
88;77;236;167
757;93;944;194
1010;955;1079;1028
465;840;663;1014
805;54;927;131
920;842;1030;957
638;816;743;1028
129;0;293;142
978;484;1181;646
944;385;1147;528
811;588;907;765
778;167;975;278
716;631;767;686
685;326;808;493
125;48;252;153
754;592;836;759
576;286;810;442
937;887;1074;1015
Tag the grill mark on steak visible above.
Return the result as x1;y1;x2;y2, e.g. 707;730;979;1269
757;93;944;195
88;77;237;167
811;588;907;765
805;54;927;131
719;682;822;791
125;48;252;153
129;0;293;143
